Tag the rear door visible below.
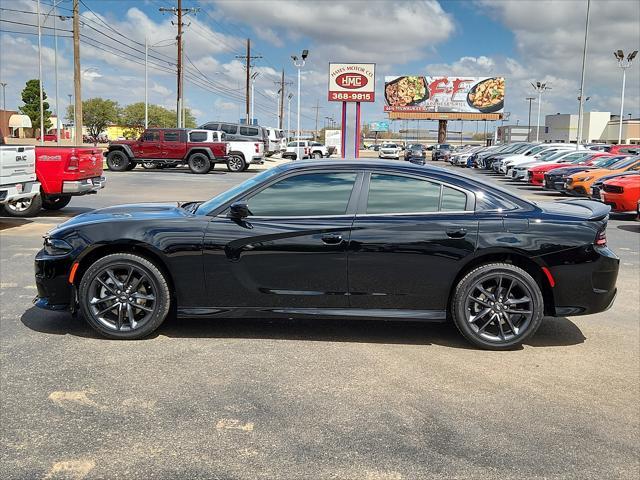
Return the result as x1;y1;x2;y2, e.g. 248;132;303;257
139;130;162;158
161;130;185;160
348;171;479;312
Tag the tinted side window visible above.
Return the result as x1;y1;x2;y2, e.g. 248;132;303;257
367;174;441;214
441;186;468;211
248;173;357;217
221;124;238;135
475;191;518;212
163;130;180;142
143;131;159;142
203;123;219;131
189;131;208;142
240;126;259;136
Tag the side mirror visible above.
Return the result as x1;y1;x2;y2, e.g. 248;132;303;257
229;201;250;219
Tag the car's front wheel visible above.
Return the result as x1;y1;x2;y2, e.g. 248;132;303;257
78;253;171;339
451;263;544;350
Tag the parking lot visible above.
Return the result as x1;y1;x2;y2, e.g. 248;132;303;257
1;158;638;479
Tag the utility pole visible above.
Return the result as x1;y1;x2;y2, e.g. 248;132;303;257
274;74;293;129
0;82;6;111
159;1;198;128
72;0;82;145
526;97;535;142
311;99;322;140
236;39;261;124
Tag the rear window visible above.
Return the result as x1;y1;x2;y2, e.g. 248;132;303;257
163;131;180;142
189;131;208;142
382;144;397;148
221;124;238;135
240;126;259;136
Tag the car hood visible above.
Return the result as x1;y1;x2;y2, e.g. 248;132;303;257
54;203;191;230
546;166;593;176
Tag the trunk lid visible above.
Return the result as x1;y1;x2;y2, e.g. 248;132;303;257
0;145;36;184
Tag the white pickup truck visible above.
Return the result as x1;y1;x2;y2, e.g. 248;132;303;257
188;129;265;172
283;141;330;160
0;132;41;211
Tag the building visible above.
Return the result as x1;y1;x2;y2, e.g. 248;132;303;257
543;112;640;145
497;125;542;143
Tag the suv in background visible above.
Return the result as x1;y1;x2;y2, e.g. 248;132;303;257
432;144;452;161
265;127;286;156
283;141;329;160
404;144;426;164
200;121;269;149
378;143;401;159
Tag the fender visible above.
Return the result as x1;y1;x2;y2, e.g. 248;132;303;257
186;146;215;160
106;144;134;159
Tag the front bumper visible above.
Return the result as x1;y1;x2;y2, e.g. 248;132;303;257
34;248;75;311
0;180;41;203
543;245;619;317
379;152;399;159
62;176;106;194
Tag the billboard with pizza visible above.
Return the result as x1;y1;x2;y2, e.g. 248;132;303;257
384;76;505;114
328;63;376;102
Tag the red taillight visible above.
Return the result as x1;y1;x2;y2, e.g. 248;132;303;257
66;150;79;171
595;229;607;246
254;143;259;153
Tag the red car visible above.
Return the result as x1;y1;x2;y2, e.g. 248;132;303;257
527;152;612;186
3;146;105;217
600;174;640;214
606;144;640;155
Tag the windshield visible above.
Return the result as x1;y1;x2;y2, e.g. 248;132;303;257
509;144;532;154
610;156;640;169
538;149;565;160
382;144;397;148
440;144;451;149
195;167;282;215
593;156;623;168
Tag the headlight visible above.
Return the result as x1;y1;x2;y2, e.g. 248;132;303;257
43;237;73;255
583;176;593;181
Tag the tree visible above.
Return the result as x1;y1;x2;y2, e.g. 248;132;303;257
119;102;197;138
67;98;119;138
19;79;52;136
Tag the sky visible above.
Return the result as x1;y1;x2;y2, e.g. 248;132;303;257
0;0;639;134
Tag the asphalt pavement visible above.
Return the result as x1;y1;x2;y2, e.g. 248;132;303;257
1;156;638;479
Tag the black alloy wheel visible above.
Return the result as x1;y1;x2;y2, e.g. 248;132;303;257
125;161;137;171
106;150;130;171
42;194;72;210
78;253;171;339
188;153;211;174
451;263;543;350
227;155;246;172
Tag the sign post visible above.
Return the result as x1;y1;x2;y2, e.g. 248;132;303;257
328;63;375;158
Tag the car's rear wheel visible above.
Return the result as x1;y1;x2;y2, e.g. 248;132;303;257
227;155;246;172
451;263;544;350
106;150;130;171
78;253;171;339
2;194;42;217
313;151;322;159
125;161;137;171
188;153;210;174
42;194;72;210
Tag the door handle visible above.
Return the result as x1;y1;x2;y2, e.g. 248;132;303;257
446;227;467;238
321;233;343;244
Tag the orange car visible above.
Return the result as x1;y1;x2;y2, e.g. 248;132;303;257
600;174;640;214
565;156;640;196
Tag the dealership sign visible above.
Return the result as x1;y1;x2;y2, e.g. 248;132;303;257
384;76;505;114
328;63;375;102
369;121;389;132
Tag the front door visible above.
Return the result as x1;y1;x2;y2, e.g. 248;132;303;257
348;172;479;313
203;171;361;309
139;130;162;158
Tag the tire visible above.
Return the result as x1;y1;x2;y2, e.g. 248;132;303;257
241;163;250;172
227;154;246;172
2;194;42;217
451;263;544;350
78;253;171;340
142;161;156;169
188;153;211;174
313;151;322;159
106;150;130;171
208;163;216;172
125;161;137;171
42;194;72;210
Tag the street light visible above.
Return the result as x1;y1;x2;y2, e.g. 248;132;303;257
287;93;293;141
525;97;535;142
0;82;7;111
614;49;637;144
250;71;260;125
531;81;551;142
291;49;308;145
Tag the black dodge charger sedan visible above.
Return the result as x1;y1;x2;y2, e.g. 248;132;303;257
34;160;619;350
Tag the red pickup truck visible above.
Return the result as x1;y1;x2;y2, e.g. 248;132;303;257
105;128;229;174
2;146;105;217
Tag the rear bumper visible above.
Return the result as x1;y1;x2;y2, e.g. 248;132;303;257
0;181;41;203
544;246;619;317
62;176;106;194
249;156;265;165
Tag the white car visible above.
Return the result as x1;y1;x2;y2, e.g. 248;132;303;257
500;144;580;174
509;150;594;180
503;147;577;175
0;137;41;213
451;146;482;167
189;129;265;172
378;143;401;159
